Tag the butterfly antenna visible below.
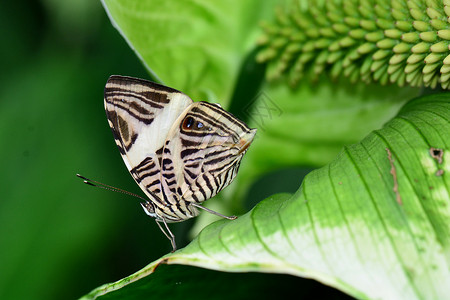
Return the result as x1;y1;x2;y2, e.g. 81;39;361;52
76;173;147;202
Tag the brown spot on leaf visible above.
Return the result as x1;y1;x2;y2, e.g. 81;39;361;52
429;148;444;176
386;148;402;205
429;147;443;164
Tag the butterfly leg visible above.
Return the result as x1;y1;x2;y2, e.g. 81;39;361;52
191;203;237;220
155;218;177;252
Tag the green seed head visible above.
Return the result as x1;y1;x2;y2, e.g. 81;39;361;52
257;0;450;89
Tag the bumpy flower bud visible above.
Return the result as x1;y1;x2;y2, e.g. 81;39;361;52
257;0;450;89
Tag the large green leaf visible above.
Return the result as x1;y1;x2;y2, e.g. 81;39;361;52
231;78;419;206
81;93;450;299
192;77;420;236
101;0;278;103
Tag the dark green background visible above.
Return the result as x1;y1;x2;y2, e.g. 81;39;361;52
0;2;348;299
1;1;171;299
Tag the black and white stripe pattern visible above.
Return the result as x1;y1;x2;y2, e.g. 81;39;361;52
104;75;256;225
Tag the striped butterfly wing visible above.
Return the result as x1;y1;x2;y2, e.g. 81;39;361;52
159;101;257;220
104;75;193;218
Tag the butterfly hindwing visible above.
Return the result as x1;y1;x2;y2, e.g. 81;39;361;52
180;102;254;204
160;101;256;214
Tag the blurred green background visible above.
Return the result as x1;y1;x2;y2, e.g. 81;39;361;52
0;1;178;299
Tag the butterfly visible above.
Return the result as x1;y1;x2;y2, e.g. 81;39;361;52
103;75;256;251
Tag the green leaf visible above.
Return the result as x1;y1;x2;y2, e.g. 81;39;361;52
192;76;419;237
229;77;420;209
81;93;450;299
101;0;278;104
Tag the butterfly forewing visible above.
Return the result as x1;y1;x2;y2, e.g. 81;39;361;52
104;76;192;213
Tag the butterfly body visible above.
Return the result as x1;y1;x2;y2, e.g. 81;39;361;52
104;75;256;249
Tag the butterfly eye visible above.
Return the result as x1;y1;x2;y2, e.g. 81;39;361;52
182;116;194;130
